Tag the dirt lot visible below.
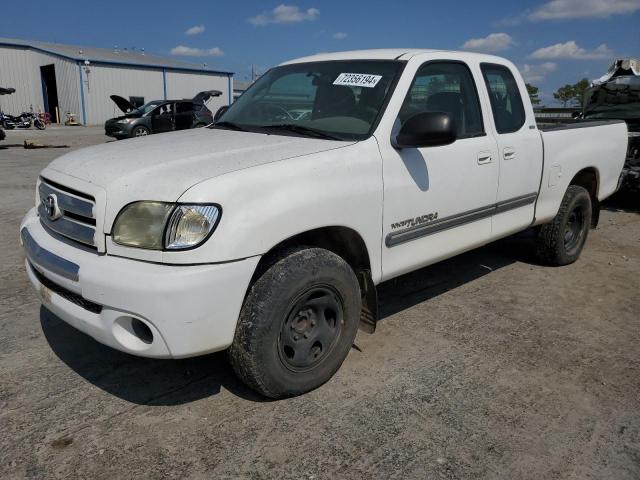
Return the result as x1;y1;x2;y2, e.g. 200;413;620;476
1;126;639;479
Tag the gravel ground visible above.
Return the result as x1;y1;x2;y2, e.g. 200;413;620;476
1;126;639;479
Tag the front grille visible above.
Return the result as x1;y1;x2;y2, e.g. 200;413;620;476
38;178;97;249
30;263;103;314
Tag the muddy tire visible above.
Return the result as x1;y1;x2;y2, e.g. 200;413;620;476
229;247;361;399
535;185;592;266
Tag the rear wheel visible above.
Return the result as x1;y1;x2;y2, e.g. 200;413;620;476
229;247;361;398
535;185;592;266
131;126;150;138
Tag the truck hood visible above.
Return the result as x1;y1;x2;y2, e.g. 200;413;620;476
45;127;352;206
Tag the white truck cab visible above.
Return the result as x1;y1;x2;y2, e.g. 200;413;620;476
21;49;628;398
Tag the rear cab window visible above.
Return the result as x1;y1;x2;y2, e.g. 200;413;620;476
398;61;485;139
480;63;526;134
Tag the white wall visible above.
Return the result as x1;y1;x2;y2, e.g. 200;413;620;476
31;50;80;122
0;46;79;121
165;70;231;116
81;64;164;125
0;45;232;126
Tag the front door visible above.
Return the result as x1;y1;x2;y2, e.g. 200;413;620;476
379;60;500;280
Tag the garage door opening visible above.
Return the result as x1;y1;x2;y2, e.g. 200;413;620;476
40;64;60;123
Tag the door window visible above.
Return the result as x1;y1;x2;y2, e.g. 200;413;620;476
398;62;484;139
480;63;525;134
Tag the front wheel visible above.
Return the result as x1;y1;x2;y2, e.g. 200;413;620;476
534;185;592;266
131;125;150;138
229;248;361;398
34;119;46;130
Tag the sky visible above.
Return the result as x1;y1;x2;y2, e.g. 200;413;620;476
1;0;639;104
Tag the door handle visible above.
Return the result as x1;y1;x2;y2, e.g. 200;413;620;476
503;147;516;160
477;152;492;165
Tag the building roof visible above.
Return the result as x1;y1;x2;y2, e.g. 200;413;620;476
0;37;233;76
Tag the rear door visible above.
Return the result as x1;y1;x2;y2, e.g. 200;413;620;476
175;101;195;130
480;63;543;238
378;59;500;280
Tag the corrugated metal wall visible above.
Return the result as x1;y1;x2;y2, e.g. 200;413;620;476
31;51;79;122
165;70;230;116
0;46;80;122
1;45;232;126
81;64;164;125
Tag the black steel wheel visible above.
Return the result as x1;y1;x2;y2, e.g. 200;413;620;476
278;285;344;372
563;207;585;253
229;247;361;398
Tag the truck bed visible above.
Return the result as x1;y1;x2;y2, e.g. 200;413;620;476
534;119;628;225
537;119;626;131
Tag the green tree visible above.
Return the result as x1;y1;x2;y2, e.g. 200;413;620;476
526;83;542;106
554;78;591;107
554;84;575;107
572;78;590;107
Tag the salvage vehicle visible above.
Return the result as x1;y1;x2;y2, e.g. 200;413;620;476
20;50;627;398
104;90;221;139
582;59;639;192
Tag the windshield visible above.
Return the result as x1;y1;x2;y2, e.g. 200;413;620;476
215;60;404;140
131;101;164;116
583;83;640;120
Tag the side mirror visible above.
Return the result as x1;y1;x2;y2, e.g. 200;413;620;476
214;105;229;122
394;112;457;149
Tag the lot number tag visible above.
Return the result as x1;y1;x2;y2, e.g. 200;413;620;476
333;73;382;88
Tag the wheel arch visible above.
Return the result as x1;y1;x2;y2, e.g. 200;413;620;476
569;167;600;227
251;226;378;333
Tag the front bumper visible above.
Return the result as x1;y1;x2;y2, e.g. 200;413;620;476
104;122;130;138
20;208;259;358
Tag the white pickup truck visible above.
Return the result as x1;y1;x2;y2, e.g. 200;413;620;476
21;49;627;398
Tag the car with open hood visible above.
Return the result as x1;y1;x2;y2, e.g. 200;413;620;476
104;90;221;139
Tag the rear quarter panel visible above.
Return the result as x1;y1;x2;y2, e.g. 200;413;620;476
535;121;628;225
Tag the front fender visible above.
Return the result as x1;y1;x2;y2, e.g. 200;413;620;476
165;138;384;281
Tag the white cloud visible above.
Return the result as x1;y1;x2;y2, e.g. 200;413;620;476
333;32;347;40
249;4;319;25
521;62;558;83
530;0;640;20
461;33;514;53
185;25;205;36
529;41;613;60
497;0;640;25
170;45;224;57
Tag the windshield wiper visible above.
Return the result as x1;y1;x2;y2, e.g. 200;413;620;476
260;124;342;140
210;121;248;132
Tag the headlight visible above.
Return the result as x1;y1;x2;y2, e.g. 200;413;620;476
165;205;221;250
116;118;132;124
112;201;220;250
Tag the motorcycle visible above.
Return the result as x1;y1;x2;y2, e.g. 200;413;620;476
0;110;46;130
0;87;15;141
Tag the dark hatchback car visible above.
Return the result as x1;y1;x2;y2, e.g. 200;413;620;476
104;90;221;139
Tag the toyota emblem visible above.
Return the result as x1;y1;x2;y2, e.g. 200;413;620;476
43;194;63;221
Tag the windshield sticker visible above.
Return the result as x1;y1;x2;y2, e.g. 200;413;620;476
333;73;383;88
